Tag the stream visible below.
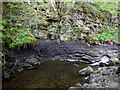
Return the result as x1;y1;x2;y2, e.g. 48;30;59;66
2;40;120;89
3;61;88;89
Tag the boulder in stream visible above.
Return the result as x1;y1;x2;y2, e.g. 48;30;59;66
79;66;93;76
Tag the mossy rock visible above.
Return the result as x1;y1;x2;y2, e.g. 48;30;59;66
79;66;94;76
108;60;116;66
76;83;82;87
83;83;92;88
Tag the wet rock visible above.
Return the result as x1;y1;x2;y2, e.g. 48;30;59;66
2;47;42;79
90;55;110;66
90;62;100;66
90;82;99;88
52;56;64;61
88;50;100;57
22;63;33;68
110;57;120;64
67;58;78;62
68;54;75;58
100;56;110;64
88;66;119;88
85;76;89;80
69;86;81;90
75;84;84;89
76;83;83;87
83;83;92;88
75;53;81;57
2;70;11;79
107;51;118;58
116;66;120;74
80;55;93;63
79;66;93;76
108;60;116;66
25;56;40;65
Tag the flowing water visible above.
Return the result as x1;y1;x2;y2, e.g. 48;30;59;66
3;61;88;89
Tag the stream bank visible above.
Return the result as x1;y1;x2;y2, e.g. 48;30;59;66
2;40;120;88
70;66;120;89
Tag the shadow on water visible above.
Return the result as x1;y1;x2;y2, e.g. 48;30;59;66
3;61;88;89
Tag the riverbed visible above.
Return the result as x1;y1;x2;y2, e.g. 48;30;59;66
3;61;88;89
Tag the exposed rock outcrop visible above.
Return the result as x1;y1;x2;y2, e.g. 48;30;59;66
88;66;120;88
70;66;120;89
2;40;120;80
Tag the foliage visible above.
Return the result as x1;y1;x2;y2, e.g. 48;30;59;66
90;2;118;24
9;28;36;48
48;22;59;37
2;2;36;49
89;26;119;43
1;1;119;48
97;2;118;16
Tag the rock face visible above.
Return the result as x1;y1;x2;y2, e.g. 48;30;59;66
2;48;42;79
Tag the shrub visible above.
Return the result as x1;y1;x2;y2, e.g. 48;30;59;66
89;26;119;43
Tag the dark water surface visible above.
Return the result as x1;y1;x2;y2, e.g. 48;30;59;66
3;61;87;89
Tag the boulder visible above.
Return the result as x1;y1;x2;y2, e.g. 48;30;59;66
110;57;120;64
76;83;83;87
83;83;92;88
100;56;110;64
79;66;93;76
